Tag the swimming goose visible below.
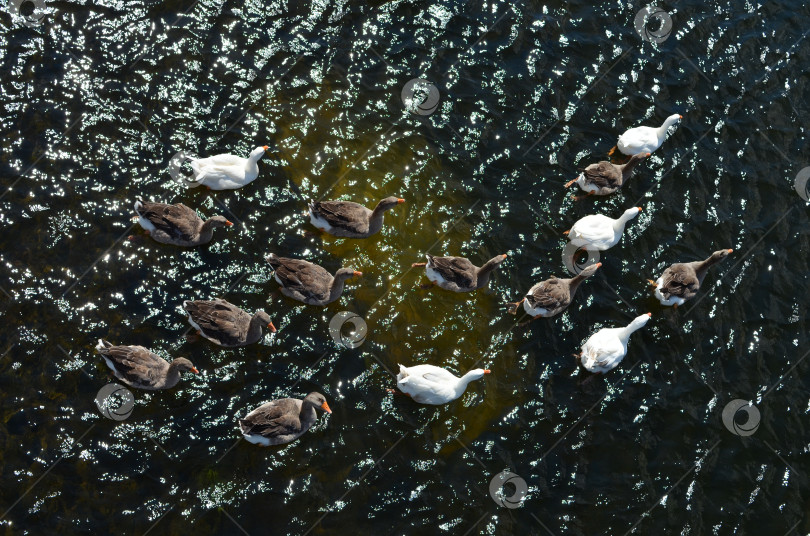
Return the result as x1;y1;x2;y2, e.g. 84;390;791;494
96;339;198;390
508;263;601;318
308;197;405;238
395;364;490;405
412;253;507;292
134;199;232;246
565;153;650;198
183;299;276;347
188;146;269;190
565;207;641;250
239;392;331;446
266;253;361;306
578;313;651;373
610;114;682;156
649;249;733;307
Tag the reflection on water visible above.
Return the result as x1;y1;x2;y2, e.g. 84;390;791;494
1;0;809;534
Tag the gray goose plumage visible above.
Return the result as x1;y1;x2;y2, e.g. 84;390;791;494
508;263;601;318
239;392;332;446
308;196;405;238
95;339;198;390
650;249;733;307
183;299;276;347
412;253;508;292
266;253;362;306
134;199;232;246
565;152;649;197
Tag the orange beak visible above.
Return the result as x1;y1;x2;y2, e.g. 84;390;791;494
595;262;603;268
225;220;233;226
321;401;332;414
646;312;652;317
645;152;651;156
483;370;491;374
727;249;733;253
262;145;269;150
353;271;363;277
637;207;643;212
678;115;683;119
268;322;277;332
191;367;199;374
397;198;405;203
501;254;508;259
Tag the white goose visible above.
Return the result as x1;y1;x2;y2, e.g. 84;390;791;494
612;114;682;156
188;146;269;190
579;313;651;373
394;364;490;405
565;207;641;250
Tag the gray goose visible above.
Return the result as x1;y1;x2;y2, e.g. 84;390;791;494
412;253;508;292
266;253;361;306
507;263;601;318
134;199;232;246
308;196;405;238
649;249;733;307
96;339;198;390
239;392;332;446
565;152;649;199
183;299;276;347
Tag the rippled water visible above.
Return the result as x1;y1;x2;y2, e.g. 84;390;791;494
2;0;810;534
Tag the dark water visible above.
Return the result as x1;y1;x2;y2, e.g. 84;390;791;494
2;0;810;534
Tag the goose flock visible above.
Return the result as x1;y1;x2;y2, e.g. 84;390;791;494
96;112;733;446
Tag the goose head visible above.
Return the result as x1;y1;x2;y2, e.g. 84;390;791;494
335;268;363;281
376;196;406;211
254;310;277;332
249;145;269;160
663;114;682;128
304;392;332;414
171;357;199;374
462;368;491;382
207;215;234;228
